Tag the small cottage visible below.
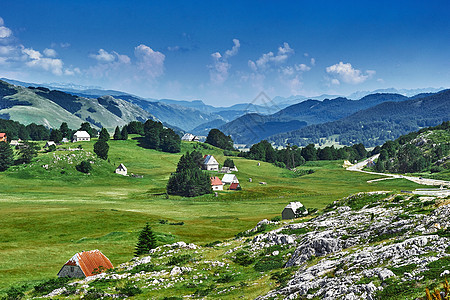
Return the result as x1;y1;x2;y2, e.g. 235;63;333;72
282;202;308;220
115;163;127;176
0;133;6;142
61;137;69;143
203;155;219;171
220;167;231;173
229;182;241;190
72;131;90;142
10;139;22;146
181;133;199;142
222;174;239;185
210;176;224;191
57;250;113;278
44;141;56;148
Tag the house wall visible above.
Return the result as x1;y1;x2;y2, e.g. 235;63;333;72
206;164;219;171
282;208;296;220
115;169;127;176
57;265;85;278
212;185;223;191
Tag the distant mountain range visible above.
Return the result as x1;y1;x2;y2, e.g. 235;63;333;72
268;90;450;147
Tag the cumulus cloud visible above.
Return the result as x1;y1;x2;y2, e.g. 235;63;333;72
208;39;240;84
134;44;165;78
248;42;294;71
326;62;375;84
90;49;116;62
22;47;64;75
310;58;316;66
295;63;311;72
43;48;57;57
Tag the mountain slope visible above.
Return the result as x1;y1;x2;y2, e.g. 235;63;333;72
220;93;409;144
268;90;450;147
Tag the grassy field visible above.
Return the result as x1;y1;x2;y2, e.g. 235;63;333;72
0;136;422;291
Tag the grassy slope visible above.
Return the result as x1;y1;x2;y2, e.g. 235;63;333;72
0;137;422;290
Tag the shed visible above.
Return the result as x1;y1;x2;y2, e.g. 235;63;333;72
210;176;224;191
61;138;69;143
222;174;239;185
72;131;90;142
115;163;127;176
229;182;241;190
44;141;56;148
0;133;6;142
57;250;113;278
202;155;219;171
282;202;308;220
181;133;199;142
10;139;22;146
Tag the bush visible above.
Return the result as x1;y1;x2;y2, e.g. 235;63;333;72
254;256;284;272
3;285;26;300
271;216;282;222
167;254;192;266
274;161;286;168
130;263;158;274
233;250;254;266
216;273;235;283
116;281;142;296
33;277;70;295
76;160;92;174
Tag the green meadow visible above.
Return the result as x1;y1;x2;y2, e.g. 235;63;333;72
0;136;422;290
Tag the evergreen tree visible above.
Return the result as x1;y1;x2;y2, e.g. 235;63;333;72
49;129;63;143
113;126;122;140
160;128;180;153
205;129;234;150
223;158;235;168
59;122;70;138
145;127;161;149
0;142;14;171
17;141;40;164
121;125;128;140
76;160;92;174
135;223;157;256
99;128;110;141
79;122;97;138
127;121;144;135
94;140;109;160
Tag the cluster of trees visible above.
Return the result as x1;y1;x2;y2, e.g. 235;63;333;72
167;151;211;197
0;119;51;141
373;121;450;173
113;125;129;140
206;129;233;150
0;140;40;171
140;120;181;153
241;140;369;169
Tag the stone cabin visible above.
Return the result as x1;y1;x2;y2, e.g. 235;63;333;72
282;202;308;220
202;155;219;171
72;131;91;142
57;250;113;278
115;163;127;176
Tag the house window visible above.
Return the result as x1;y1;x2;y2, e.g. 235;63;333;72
70;266;74;272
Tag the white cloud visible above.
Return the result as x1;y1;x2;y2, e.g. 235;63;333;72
0;45;16;56
208;39;240;84
295;63;311;72
281;66;294;76
249;42;294;71
90;49;116;62
22;48;42;60
326;62;375;84
310;58;316;66
43;48;57;57
0;26;12;39
331;78;340;85
134;44;165;78
22;47;64;75
64;67;81;76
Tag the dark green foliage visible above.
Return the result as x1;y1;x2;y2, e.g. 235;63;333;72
271;216;282;222
167;151;211;197
49;129;62;143
113;126;122;140
194;284;215;297
141;120;181;153
204;240;221;247
0;119;50;141
82;289;104;300
116;281;142;296
206;129;234;150
127;121;144;135
160;128;180;153
59;122;71;138
0;142;14;171
233;250;255;266
235;223;273;238
254;256;284;272
341;193;388;210
93;140;109;160
98;128;110;141
216;273;235;283
47;144;56;152
167;254;192;266
389;264;417;276
422;257;450;280
121;125;128;140
135;223;157;256
129;263;158;274
223;158;235;168
2;285;26;300
33;277;70;295
280;227;310;235
17;141;40;164
375;277;422;299
76;160;92;174
271;267;297;287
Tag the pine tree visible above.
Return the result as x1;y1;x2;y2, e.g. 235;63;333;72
49;129;63;143
121;125;128;140
135;223;157;256
113;126;122;140
59;122;70;138
0;142;14;171
99;128;110;141
18;141;40;164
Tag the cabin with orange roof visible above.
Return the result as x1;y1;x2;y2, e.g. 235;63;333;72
0;133;6;142
57;250;113;278
210;176;224;191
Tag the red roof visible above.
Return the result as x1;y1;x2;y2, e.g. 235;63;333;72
0;133;6;138
229;183;240;190
210;176;223;186
65;250;113;276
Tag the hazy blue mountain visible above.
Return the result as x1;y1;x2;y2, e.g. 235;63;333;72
191;119;227;136
268;90;450;147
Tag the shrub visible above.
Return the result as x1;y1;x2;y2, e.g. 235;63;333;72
216;273;235;283
76;160;92;174
254;256;284;272
167;254;192;266
233;250;254;266
130;263;158;274
271;216;282;222
274;161;286;169
33;277;70;295
116;281;142;296
3;285;26;300
204;240;221;247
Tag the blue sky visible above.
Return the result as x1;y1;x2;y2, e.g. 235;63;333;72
1;0;449;105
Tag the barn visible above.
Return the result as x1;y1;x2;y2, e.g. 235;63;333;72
282;202;308;219
57;250;113;278
72;131;91;142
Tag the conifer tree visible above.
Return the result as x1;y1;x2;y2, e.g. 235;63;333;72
121;125;128;140
94;140;109;160
135;223;157;256
99;128;110;141
0;142;14;171
113;126;122;140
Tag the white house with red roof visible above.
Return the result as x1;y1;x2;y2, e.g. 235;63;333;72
210;176;224;191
